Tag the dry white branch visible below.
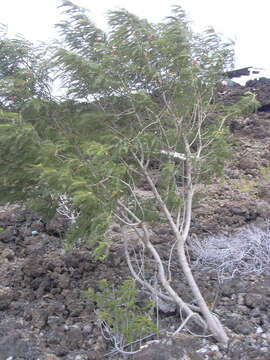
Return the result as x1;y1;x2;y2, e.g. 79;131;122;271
52;193;80;224
173;313;194;336
160;150;186;161
191;223;270;282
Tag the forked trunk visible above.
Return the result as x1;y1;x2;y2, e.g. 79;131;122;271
177;241;228;345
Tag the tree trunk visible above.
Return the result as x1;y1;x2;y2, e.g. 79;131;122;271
177;241;228;345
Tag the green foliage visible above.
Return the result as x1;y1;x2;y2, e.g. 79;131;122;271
30;137;126;257
200;125;233;181
0;2;255;260
260;165;270;181
0;110;41;203
0;103;125;258
232;178;259;197
85;279;157;347
55;2;233;104
229;91;261;116
0;25;52;110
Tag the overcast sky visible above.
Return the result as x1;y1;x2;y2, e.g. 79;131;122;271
1;0;269;78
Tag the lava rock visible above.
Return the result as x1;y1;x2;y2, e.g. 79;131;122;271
58;273;70;289
67;300;85;317
239;158;257;171
235;321;253;335
228;339;245;360
0;287;14;310
2;247;15;261
245;293;263;308
0;227;17;243
65;326;83;350
0;332;39;360
157;299;177;315
22;256;45;278
133;341;190;360
46;213;69;236
31;308;49;330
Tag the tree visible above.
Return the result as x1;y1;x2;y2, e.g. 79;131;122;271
0;1;257;347
0;24;52;111
53;2;235;344
0;25;57;204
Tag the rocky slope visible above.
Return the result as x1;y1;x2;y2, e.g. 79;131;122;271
1;78;270;359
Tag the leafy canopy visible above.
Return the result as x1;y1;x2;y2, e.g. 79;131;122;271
0;24;52;110
0;2;256;258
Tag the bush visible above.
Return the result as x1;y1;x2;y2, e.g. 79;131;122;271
85;279;157;353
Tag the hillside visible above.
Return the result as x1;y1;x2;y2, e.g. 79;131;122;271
0;78;270;359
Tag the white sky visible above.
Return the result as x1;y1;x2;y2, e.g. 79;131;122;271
1;0;270;79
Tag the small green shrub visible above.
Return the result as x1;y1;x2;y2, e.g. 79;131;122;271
85;279;157;350
231;91;261;116
260;166;270;181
